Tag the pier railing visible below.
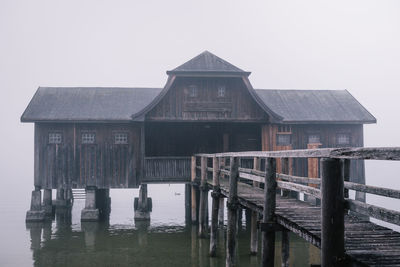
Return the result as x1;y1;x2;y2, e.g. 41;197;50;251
191;147;400;267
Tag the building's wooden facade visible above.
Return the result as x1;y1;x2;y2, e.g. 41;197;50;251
22;51;376;190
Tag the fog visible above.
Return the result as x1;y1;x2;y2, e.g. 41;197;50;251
1;0;400;219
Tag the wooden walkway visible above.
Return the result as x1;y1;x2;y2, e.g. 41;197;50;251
191;148;400;267
218;179;400;266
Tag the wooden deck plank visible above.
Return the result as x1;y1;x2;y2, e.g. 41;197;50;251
211;179;400;266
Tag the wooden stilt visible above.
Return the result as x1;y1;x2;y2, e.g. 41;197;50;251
261;157;277;267
191;156;198;223
281;229;290;267
250;156;260;255
210;156;220;257
218;197;224;226
226;157;239;267
199;156;208;238
321;158;345;267
185;183;192;225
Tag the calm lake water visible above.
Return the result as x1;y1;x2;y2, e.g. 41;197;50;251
0;184;320;267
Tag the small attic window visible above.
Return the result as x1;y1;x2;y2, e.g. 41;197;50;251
189;85;198;97
217;85;226;97
49;133;62;144
82;132;96;144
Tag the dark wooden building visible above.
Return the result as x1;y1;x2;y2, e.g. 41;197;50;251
21;51;376;220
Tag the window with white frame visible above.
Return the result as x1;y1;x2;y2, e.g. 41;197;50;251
49;132;62;144
337;133;350;145
114;133;128;144
308;134;321;144
217;85;226;97
82;132;95;144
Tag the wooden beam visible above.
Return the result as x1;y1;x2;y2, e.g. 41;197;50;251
226;157;239;267
321;158;345;266
210;156;220;257
261;157;277;267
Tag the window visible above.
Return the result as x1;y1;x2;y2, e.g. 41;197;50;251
217;85;226;97
114;133;128;144
308;134;320;144
337;133;350;145
82;132;95;144
277;134;291;146
49;133;62;144
189;85;197;97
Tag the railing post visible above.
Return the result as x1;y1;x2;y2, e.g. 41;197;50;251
261;157;277;267
191;156;198;223
250;157;260;255
226;157;239;267
199;156;208;238
321;158;345;267
210;156;220;257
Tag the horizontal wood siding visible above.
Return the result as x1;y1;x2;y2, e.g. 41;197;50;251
143;157;191;183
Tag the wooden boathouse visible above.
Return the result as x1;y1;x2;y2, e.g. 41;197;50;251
22;51;400;266
21;51;376;221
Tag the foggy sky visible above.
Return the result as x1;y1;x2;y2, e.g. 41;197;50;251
1;0;400;191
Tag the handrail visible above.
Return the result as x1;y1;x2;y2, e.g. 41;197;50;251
195;147;400;161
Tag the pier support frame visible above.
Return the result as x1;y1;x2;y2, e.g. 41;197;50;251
198;156;209;238
210;156;220;257
191;156;199;224
250;157;260;255
281;229;290;267
226;157;239;267
134;184;151;220
261;157;277;267
42;188;53;216
26;187;46;222
81;186;100;221
321;158;345;266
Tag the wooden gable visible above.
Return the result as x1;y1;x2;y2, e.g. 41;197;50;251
145;77;269;122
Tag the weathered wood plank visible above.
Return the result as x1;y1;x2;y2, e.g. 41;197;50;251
345;199;400;226
345;181;400;199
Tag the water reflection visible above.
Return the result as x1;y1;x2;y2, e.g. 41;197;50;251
25;185;320;266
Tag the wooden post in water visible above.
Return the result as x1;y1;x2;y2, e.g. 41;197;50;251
261;157;276;267
343;159;350;199
185;183;192;225
210;156;220;257
226;157;239;267
281;229;290;267
191;156;198;224
199;156;208;238
250;157;260;255
218;157;225;226
321;158;345;267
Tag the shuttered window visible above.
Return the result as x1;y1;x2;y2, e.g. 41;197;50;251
189;85;198;97
217;85;226;97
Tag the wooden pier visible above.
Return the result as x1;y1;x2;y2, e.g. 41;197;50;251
190;147;400;267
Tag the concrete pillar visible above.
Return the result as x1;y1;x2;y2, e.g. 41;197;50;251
26;189;46;222
81;187;99;221
134;184;151;220
42;189;52;216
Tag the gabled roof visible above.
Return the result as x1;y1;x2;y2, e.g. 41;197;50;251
167;51;251;76
21;87;162;122
255;89;376;124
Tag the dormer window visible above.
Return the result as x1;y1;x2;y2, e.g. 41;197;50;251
189;85;198;97
217;85;226;98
